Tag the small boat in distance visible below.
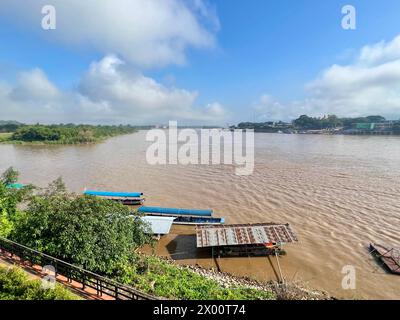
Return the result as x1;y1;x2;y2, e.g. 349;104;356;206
6;183;26;189
83;189;145;205
137;206;224;225
370;243;400;275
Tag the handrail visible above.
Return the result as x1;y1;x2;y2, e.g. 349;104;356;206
0;236;158;300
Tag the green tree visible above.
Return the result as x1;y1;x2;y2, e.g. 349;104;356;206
1;167;19;185
0;168;30;237
12;179;153;275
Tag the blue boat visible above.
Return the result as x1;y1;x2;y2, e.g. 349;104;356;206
84;189;145;205
137;206;224;225
138;206;212;217
6;183;26;189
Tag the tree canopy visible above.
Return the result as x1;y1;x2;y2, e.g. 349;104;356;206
9;124;137;144
11;178;153;275
0;167;32;237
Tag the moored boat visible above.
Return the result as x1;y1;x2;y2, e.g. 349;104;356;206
83;189;145;205
370;243;400;275
137;206;224;225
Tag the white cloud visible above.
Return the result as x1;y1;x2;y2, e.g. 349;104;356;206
9;69;60;102
253;94;292;121
0;0;218;68
359;35;400;66
0;55;227;124
255;34;400;121
204;102;227;117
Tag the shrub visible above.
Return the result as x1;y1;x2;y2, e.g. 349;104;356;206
0;265;78;300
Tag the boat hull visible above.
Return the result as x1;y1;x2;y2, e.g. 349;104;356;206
370;243;400;275
144;213;224;225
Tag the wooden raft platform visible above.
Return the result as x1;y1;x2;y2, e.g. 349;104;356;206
370;243;400;275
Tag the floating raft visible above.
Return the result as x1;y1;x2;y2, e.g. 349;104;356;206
84;190;145;205
196;223;298;248
370;243;400;275
137;206;223;225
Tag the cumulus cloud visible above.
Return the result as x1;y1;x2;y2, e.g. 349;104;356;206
0;55;227;124
253;94;293;121
204;102;227;117
255;34;400;121
9;69;60;102
0;0;218;68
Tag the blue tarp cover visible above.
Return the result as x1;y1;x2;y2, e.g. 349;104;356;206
138;206;213;217
84;190;143;198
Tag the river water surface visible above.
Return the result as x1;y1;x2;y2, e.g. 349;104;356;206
0;131;399;299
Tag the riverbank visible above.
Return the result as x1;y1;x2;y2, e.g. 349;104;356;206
139;225;334;300
0;124;138;145
151;255;331;300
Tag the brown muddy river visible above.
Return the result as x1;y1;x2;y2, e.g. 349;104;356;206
0;131;399;299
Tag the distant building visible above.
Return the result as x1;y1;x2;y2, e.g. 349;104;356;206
355;123;375;130
350;121;395;135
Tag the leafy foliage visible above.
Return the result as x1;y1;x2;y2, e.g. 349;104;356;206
12;179;153;275
1;168;274;300
0;167;32;237
7;124;137;144
123;255;275;300
0;265;78;300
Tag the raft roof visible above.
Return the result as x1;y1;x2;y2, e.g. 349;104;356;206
196;223;298;248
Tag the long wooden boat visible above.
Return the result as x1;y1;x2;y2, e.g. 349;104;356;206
370;243;400;275
84;190;145;205
137;206;224;225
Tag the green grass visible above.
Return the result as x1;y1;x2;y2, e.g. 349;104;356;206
0;265;79;300
0;133;13;143
122;255;275;300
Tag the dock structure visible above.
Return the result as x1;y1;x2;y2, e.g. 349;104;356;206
196;223;298;283
196;223;298;256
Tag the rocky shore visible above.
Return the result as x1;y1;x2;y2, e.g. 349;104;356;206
158;256;332;300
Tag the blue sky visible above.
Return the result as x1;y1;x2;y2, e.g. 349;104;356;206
1;0;400;124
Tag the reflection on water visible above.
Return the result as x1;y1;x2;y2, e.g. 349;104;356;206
1;132;399;299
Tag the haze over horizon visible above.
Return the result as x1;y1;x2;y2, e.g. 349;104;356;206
1;0;400;125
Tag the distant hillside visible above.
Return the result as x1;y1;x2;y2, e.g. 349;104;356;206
0;120;22;125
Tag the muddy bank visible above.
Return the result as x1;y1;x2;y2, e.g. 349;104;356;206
150;255;331;300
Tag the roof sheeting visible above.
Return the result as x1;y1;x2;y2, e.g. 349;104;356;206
196;223;298;248
140;216;175;235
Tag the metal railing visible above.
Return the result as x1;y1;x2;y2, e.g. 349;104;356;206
0;236;157;300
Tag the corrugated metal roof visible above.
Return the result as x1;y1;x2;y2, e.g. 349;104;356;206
140;216;175;235
196;223;298;248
